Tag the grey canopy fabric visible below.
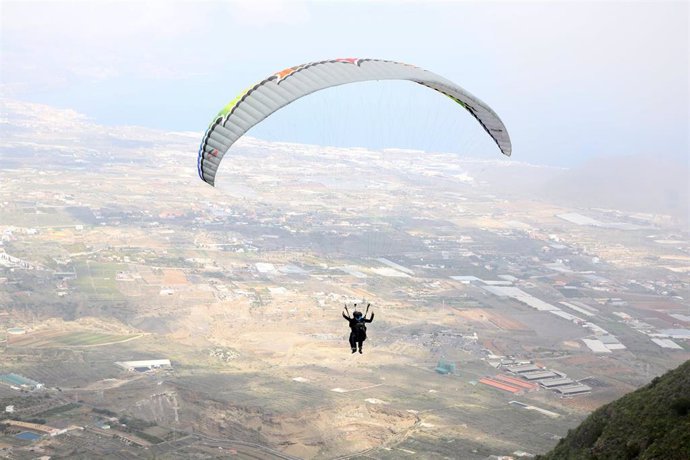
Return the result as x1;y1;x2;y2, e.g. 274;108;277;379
198;58;511;186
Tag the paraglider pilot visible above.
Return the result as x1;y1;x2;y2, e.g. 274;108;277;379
343;303;374;354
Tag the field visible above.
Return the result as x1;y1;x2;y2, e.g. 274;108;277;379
454;308;529;331
8;330;141;348
162;269;188;285
74;261;126;301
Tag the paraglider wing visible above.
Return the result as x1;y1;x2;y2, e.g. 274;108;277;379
198;58;511;186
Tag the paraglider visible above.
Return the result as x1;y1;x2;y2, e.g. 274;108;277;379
343;303;375;354
197;58;511;186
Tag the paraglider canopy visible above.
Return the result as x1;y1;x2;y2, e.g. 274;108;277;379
198;58;511;186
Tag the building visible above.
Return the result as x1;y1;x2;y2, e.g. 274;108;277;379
538;377;575;388
435;360;456;375
520;371;559;380
651;338;683;349
504;364;541;374
115;359;172;371
554;384;592;396
479;378;521;394
494;375;539;391
658;329;690;340
0;374;43;391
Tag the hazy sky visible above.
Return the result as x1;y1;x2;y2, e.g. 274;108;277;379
1;0;688;166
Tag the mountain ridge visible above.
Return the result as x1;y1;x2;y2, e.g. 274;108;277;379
538;359;690;460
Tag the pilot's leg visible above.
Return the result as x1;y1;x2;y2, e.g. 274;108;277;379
349;333;357;353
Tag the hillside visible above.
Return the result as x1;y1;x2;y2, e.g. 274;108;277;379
539;360;690;460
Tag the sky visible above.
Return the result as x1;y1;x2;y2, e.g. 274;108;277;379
1;0;688;167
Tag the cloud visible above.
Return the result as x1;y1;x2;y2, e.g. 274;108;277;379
1;1;214;83
1;0;313;86
230;0;311;26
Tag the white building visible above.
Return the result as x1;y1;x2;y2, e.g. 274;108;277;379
115;359;172;371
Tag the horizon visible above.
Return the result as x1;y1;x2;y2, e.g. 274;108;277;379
7;95;686;175
2;0;688;168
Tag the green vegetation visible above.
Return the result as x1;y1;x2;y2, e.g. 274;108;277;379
34;403;80;418
74;261;125;301
5;416;47;425
50;331;133;346
539;359;690;460
9;330;138;348
92;407;118;417
0;208;79;227
118;416;155;431
64;242;88;253
134;430;164;444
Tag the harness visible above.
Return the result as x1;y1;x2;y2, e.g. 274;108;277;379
352;318;367;340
